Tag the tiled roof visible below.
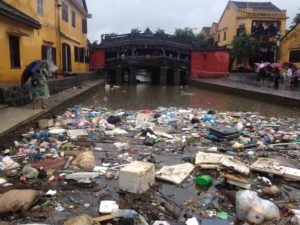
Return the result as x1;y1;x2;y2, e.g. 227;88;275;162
202;27;211;35
230;1;281;12
0;0;41;29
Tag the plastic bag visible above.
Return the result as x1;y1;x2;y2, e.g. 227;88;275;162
64;214;99;225
236;190;279;224
0;189;42;214
72;151;95;169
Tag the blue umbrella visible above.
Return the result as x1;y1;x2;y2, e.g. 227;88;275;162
21;60;44;86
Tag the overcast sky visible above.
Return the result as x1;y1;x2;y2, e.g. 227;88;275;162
86;0;299;41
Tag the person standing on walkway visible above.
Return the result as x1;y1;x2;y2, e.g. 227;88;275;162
272;67;280;89
30;63;50;109
287;66;293;86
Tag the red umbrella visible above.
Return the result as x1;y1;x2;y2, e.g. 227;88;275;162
282;62;297;72
270;63;282;69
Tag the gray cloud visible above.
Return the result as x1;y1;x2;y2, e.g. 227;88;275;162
86;0;299;41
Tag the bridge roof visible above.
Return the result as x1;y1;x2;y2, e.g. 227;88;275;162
99;33;197;51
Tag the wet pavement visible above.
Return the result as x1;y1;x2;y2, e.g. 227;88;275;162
195;73;300;101
0;107;43;133
0;80;104;141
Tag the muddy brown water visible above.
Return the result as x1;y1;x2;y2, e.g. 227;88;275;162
1;84;300;224
80;84;299;118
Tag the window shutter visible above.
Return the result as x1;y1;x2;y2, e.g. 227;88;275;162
82;18;87;34
80;48;84;62
52;47;56;65
41;45;47;60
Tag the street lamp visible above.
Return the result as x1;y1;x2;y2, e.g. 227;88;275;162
273;32;281;63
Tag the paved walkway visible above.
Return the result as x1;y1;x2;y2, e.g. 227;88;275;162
195;73;300;101
0;79;104;140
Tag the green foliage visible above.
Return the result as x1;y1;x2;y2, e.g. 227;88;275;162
155;28;165;35
174;27;208;47
131;28;141;34
231;32;260;63
87;39;98;49
292;10;300;25
175;27;195;39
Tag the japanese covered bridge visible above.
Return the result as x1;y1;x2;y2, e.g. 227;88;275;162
90;31;229;85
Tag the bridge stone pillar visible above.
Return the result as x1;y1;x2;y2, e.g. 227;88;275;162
132;48;136;59
115;66;123;84
174;68;181;85
129;67;137;85
160;67;168;85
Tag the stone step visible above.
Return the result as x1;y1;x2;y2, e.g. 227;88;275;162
0;104;8;110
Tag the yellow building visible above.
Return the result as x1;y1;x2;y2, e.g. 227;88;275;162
208;22;219;44
216;1;287;69
278;23;300;67
0;0;91;85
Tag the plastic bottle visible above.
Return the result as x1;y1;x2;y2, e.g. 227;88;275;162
195;175;213;186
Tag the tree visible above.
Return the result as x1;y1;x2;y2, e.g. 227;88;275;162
231;32;260;69
131;28;141;34
88;39;98;49
174;27;208;47
155;28;165;35
174;27;195;39
292;10;300;25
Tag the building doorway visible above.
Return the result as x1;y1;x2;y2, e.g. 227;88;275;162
62;43;71;71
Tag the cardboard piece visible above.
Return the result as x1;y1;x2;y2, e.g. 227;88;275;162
67;129;88;139
221;172;251;189
220;157;250;175
156;163;195;185
250;158;285;175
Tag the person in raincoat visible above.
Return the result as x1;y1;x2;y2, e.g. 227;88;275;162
30;63;50;109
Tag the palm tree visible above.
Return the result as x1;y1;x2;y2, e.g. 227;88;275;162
231;32;260;70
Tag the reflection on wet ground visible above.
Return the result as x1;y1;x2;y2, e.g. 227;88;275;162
80;84;299;118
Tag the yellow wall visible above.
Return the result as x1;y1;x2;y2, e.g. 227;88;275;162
278;24;300;67
0;0;88;85
0;17;37;84
208;23;218;43
217;4;238;47
217;3;287;47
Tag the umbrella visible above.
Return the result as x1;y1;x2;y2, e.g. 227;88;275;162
282;62;297;72
21;60;43;86
257;62;271;69
270;63;282;69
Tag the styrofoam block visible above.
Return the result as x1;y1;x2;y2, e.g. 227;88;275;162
119;161;155;193
99;200;119;213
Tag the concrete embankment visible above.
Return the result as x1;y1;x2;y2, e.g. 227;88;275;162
189;78;300;108
0;78;105;148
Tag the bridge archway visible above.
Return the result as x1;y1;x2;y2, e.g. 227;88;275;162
180;69;188;86
107;69;116;84
122;68;130;83
166;68;175;85
150;68;160;84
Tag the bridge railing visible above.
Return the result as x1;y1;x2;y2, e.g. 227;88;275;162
105;55;190;67
101;33;196;50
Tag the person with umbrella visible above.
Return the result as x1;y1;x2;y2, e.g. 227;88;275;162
270;63;282;89
21;61;50;109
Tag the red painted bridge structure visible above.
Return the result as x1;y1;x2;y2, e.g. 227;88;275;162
90;31;229;85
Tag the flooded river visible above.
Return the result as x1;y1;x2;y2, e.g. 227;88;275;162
79;84;299;118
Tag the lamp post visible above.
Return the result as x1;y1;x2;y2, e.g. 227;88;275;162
273;32;281;63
